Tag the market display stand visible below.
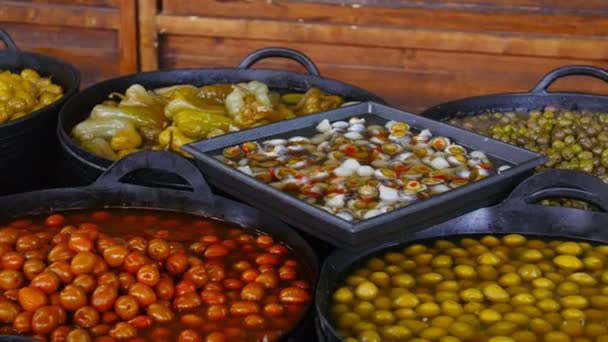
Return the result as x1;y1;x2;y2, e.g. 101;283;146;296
2;0;607;112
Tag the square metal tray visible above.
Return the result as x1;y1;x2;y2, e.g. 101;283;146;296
184;102;546;249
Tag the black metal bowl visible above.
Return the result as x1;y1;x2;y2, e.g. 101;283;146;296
186;102;546;249
420;65;608;120
0;151;319;342
315;169;608;341
0;30;80;195
57;47;385;187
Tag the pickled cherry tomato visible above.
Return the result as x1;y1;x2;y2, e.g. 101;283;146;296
123;251;149;274
73;306;100;328
0;270;23;290
59;284;87;312
102;244;128;267
178;329;203;342
128;283;157;308
1;252;25;270
165;252;189;275
0;209;312;341
155;274;175;301
147;239;170;261
72;274;97;294
91;284;118;312
147;302;174;322
128;315;152;329
45;214;65;227
136;264;160;287
114;295;139;320
48;261;74;284
31;306;60;335
23;259;45;281
70;251;97;275
16;234;42;252
174;291;203;310
65;328;92;342
68;233;93;253
0;300;21;323
13;311;33;333
18;286;48;312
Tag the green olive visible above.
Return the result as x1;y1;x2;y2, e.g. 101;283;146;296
330;235;608;340
369;272;391;287
355;281;379;301
448;107;608;210
334;287;355;304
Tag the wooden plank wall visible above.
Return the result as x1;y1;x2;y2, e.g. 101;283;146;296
148;0;608;112
0;0;137;87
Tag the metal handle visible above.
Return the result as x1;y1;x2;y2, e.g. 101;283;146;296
238;47;321;76
531;65;608;94
0;29;18;51
92;151;215;206
502;169;608;212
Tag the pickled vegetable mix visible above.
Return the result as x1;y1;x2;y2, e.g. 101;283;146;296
330;234;608;342
72;82;344;160
0;210;312;341
0;68;63;124
216;117;503;222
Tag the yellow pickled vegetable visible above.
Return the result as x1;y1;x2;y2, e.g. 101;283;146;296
110;128;143;151
158;126;194;157
172;109;236;139
72;82;343;160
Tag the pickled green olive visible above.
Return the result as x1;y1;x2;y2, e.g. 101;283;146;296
330;234;608;340
449;107;608;209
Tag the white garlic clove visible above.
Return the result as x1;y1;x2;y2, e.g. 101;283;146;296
344;131;364;140
264;139;287;146
348;123;366;132
348;117;366;125
325;194;345;208
333;166;354;177
342;158;361;170
332;121;349;129
470;151;487;159
363;209;383;219
356;165;375;177
379;185;399;203
316;119;331;133
430;157;450;170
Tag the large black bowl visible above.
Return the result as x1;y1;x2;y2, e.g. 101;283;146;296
0;151;319;341
421;65;608;120
315;169;608;341
0;30;80;195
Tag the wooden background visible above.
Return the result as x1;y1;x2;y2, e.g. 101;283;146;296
1;0;607;113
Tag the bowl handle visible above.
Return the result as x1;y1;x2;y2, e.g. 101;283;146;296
238;47;321;76
500;169;608;212
0;29;18;51
530;65;608;94
91;151;215;206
